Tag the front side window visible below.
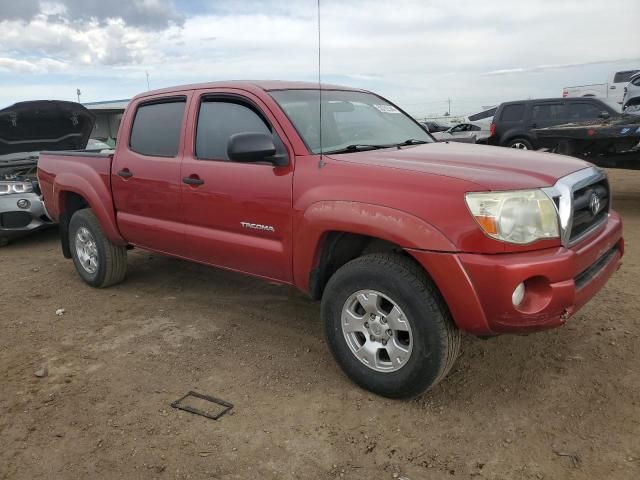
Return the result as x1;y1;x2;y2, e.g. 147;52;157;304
129;99;185;157
270;89;432;154
567;102;601;120
196;100;277;161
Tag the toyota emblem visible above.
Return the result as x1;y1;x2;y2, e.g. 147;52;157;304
589;192;601;216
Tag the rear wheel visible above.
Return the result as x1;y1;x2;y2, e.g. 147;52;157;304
321;253;460;398
507;138;533;150
69;209;127;288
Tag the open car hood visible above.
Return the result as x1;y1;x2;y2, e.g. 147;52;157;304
0;100;95;156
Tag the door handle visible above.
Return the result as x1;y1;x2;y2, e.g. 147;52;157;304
529;123;538;128
117;169;133;178
183;176;204;186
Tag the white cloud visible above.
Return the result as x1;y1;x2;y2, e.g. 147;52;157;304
0;57;67;74
0;0;639;113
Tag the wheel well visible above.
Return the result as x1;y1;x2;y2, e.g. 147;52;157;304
309;232;414;300
625;97;640;107
59;192;89;258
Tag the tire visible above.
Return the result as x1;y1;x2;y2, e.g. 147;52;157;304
321;253;460;399
0;237;9;247
68;208;127;288
507;138;533;150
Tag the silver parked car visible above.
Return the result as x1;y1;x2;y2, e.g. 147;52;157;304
0;100;95;246
430;123;490;144
622;72;640;114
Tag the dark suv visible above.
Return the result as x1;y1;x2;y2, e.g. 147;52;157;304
488;98;618;150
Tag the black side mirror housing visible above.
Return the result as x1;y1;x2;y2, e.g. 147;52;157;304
227;132;288;166
599;111;611;119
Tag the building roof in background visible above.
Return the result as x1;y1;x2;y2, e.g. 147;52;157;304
83;99;129;111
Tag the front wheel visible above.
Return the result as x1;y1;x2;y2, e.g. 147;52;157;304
69;209;127;288
321;253;460;398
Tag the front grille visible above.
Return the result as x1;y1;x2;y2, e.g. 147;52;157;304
0;211;32;228
569;179;610;242
543;167;610;247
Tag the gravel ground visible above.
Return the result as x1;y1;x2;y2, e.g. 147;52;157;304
0;169;638;480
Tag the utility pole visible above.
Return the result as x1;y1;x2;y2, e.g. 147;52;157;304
76;88;81;103
146;71;150;91
447;98;451;116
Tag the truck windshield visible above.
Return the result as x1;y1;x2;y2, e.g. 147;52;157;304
270;89;432;154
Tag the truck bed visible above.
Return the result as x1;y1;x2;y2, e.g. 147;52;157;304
533;116;640;168
37;150;115;223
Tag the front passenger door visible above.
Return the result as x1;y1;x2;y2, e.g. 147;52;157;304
180;93;294;282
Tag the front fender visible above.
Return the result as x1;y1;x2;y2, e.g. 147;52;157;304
293;200;456;291
54;171;126;245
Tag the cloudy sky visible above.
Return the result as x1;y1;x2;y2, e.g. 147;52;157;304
0;0;638;116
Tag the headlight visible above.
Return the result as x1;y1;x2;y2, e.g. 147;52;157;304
465;189;559;244
0;181;34;196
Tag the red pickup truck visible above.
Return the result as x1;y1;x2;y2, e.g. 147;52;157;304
38;81;623;398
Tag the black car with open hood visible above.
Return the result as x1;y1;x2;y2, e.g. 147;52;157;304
0;100;95;156
0;100;95;245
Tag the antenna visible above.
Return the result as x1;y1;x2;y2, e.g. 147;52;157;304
317;0;324;167
146;71;150;90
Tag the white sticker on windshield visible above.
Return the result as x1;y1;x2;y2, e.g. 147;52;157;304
373;104;400;114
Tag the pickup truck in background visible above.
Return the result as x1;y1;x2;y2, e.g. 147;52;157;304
38;81;624;398
562;69;640;110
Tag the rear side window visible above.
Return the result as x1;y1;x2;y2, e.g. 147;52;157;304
614;70;639;83
632;77;640;87
567;102;602;121
196;100;274;161
130;99;185;157
500;104;525;121
532;103;565;121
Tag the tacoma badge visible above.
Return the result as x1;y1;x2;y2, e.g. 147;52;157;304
240;222;275;233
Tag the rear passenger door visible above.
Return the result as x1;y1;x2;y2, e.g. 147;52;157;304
111;94;191;254
179;90;294;282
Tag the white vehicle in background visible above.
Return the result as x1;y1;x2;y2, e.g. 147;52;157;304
430;123;491;144
562;69;639;110
465;106;496;130
622;72;640;114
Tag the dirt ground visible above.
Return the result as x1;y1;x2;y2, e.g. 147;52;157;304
1;169;638;480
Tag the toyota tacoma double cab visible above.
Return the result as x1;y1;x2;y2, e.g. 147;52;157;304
38;81;624;398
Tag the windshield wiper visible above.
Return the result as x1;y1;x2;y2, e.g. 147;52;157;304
324;144;394;154
395;139;429;147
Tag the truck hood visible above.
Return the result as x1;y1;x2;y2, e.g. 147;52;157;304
328;142;591;190
0;100;95;156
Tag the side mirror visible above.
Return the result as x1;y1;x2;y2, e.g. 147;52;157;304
227;132;288;166
598;111;611;119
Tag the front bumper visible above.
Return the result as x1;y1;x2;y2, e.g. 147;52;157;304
0;192;53;241
409;211;623;335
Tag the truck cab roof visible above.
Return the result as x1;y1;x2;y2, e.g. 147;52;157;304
134;80;367;101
